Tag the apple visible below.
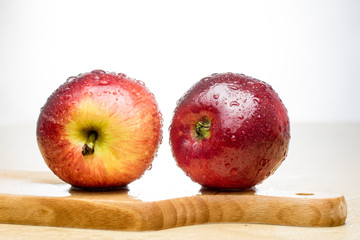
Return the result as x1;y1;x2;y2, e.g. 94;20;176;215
169;73;290;189
36;70;162;189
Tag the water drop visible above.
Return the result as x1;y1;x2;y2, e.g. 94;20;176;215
39;124;45;133
228;84;239;90
113;91;117;95
84;92;93;98
136;80;145;86
239;115;244;120
99;80;109;86
91;69;106;74
117;73;127;78
257;114;261;118
60;94;72;101
213;94;219;99
253;98;260;104
66;76;76;83
230;101;239;107
103;90;108;93
265;123;271;131
201;174;206;181
147;164;152;170
225;163;231;169
231;135;236;141
60;87;71;93
247;81;254;86
230;168;238;176
259;159;269;167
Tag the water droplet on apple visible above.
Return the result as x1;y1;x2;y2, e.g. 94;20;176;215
136;80;145;86
60;87;71;93
238;115;244;120
84;92;93;98
99;80;110;86
213;94;219;99
228;84;239;90
265;123;271;131
247;81;254;86
147;164;152;170
103;90;108;93
231;135;236;141
201;174;206;181
113;91;117;95
225;163;231;169
60;94;72;101
230;168;238;176
66;76;76;82
91;69;106;74
39;123;45;133
202;77;211;82
230;101;239;107
253;98;260;104
259;159;269;167
117;73;127;78
257;114;261;118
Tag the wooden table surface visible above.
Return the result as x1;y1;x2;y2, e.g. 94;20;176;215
0;122;359;240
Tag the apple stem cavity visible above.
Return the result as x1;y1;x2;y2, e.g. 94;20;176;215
82;131;98;156
195;118;211;140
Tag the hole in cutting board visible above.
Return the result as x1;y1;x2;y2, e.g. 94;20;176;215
296;193;314;196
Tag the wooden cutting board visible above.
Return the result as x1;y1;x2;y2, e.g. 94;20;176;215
0;170;347;231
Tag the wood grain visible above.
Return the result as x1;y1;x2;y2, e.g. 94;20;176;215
0;171;347;231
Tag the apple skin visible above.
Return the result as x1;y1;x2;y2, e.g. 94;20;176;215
169;73;290;189
37;70;162;189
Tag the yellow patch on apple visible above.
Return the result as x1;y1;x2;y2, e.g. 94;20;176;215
65;99;153;174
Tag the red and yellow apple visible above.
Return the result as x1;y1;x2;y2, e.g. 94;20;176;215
37;70;162;189
169;73;290;189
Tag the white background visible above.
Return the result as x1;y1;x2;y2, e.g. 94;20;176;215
0;0;359;126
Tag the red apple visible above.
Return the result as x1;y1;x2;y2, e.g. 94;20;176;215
37;70;162;189
169;73;290;189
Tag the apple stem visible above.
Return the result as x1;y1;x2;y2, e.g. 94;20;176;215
82;131;98;156
195;119;211;139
